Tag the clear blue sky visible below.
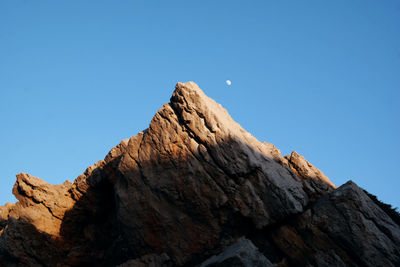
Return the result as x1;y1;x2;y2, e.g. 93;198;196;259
1;1;399;208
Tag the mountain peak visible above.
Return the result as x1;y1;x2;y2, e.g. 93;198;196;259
1;82;398;266
170;81;244;138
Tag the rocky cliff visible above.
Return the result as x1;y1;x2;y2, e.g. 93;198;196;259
0;82;399;266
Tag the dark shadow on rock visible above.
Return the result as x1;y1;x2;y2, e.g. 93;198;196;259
0;218;63;266
363;189;400;225
57;154;132;266
0;135;336;266
2;162;399;267
56;135;335;266
265;181;400;267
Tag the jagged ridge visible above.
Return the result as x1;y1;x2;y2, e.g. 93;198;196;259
0;82;399;267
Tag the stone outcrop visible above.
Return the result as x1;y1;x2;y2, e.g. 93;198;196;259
0;82;398;266
269;181;400;266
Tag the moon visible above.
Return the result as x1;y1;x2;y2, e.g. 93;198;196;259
226;80;232;86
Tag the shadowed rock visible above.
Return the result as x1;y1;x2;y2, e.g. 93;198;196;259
200;237;273;267
269;181;400;266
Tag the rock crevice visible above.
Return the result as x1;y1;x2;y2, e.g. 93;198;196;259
0;82;398;267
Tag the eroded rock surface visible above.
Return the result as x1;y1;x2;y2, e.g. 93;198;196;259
200;237;273;267
0;82;398;266
269;181;400;267
284;151;336;202
112;82;319;265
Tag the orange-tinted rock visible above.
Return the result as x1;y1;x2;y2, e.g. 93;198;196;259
284;151;336;202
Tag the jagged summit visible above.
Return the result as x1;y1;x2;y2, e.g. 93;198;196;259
171;82;285;166
0;82;399;266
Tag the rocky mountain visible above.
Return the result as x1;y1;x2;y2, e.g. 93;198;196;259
0;82;399;267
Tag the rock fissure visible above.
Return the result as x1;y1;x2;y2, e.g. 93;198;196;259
1;82;399;267
168;102;239;184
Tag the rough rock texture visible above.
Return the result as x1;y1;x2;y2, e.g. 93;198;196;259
111;82;318;265
284;151;336;202
0;82;398;266
269;181;400;267
12;173;74;236
200;237;273;267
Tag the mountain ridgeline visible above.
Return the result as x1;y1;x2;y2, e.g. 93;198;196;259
0;82;399;266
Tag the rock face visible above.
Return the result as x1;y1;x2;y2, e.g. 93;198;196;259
0;82;399;266
284;151;335;202
200;237;273;267
269;181;400;266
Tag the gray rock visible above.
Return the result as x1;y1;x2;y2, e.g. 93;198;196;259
200;237;273;267
271;181;400;267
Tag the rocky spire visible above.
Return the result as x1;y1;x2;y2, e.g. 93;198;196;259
1;82;398;267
